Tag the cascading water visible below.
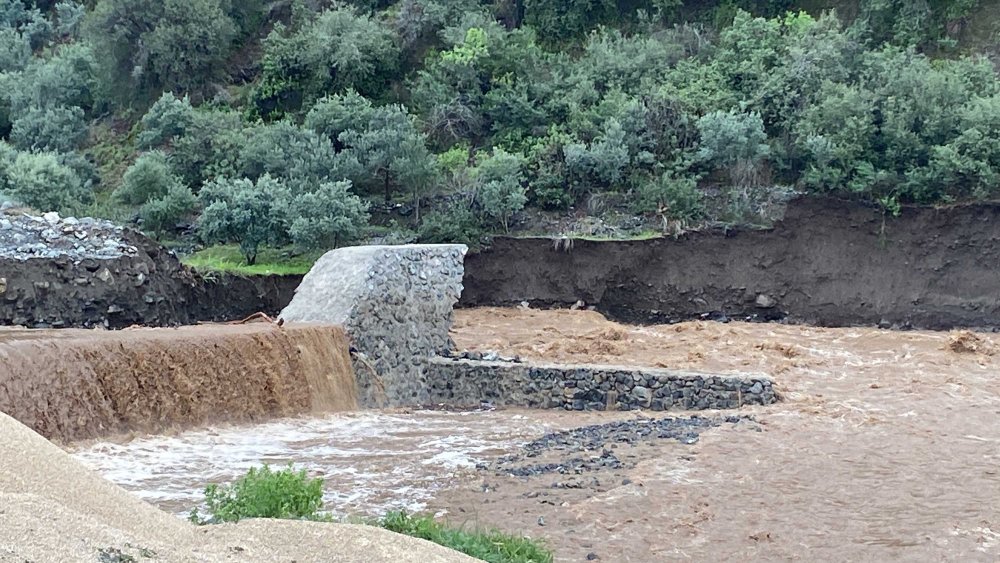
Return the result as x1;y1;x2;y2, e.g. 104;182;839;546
0;323;358;443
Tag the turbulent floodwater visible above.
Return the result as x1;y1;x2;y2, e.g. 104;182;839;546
70;410;559;517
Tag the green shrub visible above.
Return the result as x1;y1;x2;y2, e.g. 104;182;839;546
85;0;238;99
189;465;325;525
9;105;87;153
380;511;553;563
475;148;527;233
114;151;181;205
253;6;399;116
137;92;195;148
418;205;483;246
3;150;90;212
634;172;704;222
139;183;196;239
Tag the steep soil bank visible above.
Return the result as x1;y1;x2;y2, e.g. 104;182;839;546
461;197;1000;329
0;323;356;442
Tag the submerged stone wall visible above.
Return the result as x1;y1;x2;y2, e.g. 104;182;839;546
425;358;777;411
280;244;467;406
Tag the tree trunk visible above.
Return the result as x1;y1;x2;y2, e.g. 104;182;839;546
384;172;391;203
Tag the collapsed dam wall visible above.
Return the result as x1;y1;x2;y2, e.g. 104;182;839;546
461;197;1000;329
0;323;356;442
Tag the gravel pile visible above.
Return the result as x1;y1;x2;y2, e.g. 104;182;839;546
486;415;754;477
0;211;137;261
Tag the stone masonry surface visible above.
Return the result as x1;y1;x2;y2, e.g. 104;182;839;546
424;357;777;411
280;244;467;407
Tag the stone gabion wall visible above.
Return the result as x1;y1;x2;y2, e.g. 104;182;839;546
280;244;467;406
425;358;777;411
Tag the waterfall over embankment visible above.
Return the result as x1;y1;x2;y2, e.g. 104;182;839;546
0;323;356;442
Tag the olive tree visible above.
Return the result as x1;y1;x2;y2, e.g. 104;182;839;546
198;175;289;265
286;180;370;251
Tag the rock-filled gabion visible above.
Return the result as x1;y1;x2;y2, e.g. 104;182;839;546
0;211;137;261
424;358;777;411
280;244;467;407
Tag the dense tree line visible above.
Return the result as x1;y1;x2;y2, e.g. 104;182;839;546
0;0;995;261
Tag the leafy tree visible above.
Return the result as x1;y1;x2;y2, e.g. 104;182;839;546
522;0;617;44
338;104;438;206
0;28;30;73
114;150;196;237
254;6;399;116
0;0;50;49
286;180;370;250
140;184;197;238
304;91;375;149
85;0;238;99
474;149;527;232
168;108;246;188
1;42;97;114
198;175;290;265
3;150;90;212
237;121;342;193
53;1;85;40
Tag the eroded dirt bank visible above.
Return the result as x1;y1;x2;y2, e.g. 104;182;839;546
434;308;1000;561
462;197;1000;329
0;323;356;442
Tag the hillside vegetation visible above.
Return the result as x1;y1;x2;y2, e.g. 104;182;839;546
0;0;998;263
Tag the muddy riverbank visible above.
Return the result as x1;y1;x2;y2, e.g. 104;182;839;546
461;197;1000;329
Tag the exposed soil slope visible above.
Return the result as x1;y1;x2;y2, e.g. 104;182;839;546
462;197;1000;329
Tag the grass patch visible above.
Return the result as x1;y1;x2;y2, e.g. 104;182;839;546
190;464;553;563
379;511;553;563
182;244;323;276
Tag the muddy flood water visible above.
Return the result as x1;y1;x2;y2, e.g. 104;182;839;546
69;308;1000;562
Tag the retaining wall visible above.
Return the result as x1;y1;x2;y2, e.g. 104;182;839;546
280;244;467;406
425;358;777;411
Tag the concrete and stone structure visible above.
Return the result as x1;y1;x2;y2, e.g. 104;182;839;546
280;244;467;406
425;358;777;411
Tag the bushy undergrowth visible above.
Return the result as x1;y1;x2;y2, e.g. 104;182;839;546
188;465;325;524
190;464;553;563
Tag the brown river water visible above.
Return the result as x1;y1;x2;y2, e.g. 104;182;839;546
67;308;1000;561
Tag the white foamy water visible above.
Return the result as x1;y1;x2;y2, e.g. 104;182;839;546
71;410;548;518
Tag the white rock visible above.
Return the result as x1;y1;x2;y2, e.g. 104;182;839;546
42;211;60;225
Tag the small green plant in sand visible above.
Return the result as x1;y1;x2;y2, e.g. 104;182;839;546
190;465;553;562
188;464;326;524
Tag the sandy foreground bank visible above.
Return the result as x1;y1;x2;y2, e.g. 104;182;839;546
0;412;475;563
